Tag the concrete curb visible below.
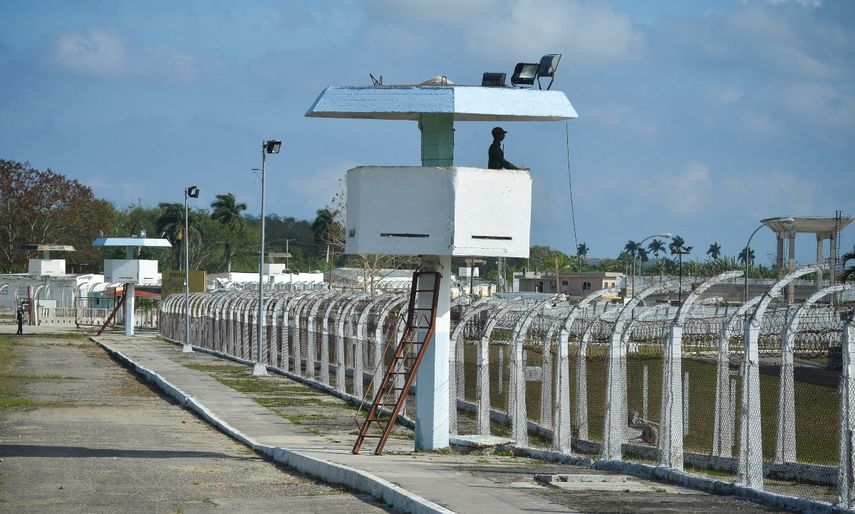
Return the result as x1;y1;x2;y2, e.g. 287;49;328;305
93;337;454;514
511;445;846;514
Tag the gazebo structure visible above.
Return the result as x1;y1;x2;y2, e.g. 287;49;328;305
762;215;852;301
92;237;171;336
307;76;577;452
21;244;76;277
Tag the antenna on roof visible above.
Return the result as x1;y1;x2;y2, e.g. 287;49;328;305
370;73;383;87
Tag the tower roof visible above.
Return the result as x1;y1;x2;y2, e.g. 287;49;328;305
306;85;577;122
762;216;853;237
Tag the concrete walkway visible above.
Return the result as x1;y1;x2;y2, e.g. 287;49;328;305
91;333;788;514
0;329;392;513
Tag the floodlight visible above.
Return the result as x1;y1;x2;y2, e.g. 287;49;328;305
536;54;561;90
481;72;506;87
264;139;282;154
187;186;199;198
511;63;538;87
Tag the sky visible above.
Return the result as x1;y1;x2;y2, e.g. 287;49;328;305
1;0;853;266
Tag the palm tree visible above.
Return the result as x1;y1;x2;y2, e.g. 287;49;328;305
313;208;344;285
624;240;641;258
738;247;756;266
312;208;341;246
155;203;187;267
576;242;589;271
841;249;855;283
669;235;687;255
648;239;666;280
210;193;247;273
707;242;722;261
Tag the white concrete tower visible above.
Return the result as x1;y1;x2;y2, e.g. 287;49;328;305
93;237;171;336
307;79;577;450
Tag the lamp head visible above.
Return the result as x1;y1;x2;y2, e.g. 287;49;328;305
187;186;199;198
511;62;538;87
264;139;282;154
659;232;673;238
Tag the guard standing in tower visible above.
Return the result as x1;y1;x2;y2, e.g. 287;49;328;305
488;126;527;170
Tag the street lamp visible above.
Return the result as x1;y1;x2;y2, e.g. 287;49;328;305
253;139;281;376
671;245;692;304
742;217;794;303
632;233;672;296
183;185;199;353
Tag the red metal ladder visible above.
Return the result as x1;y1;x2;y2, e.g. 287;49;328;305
352;271;441;455
96;284;128;336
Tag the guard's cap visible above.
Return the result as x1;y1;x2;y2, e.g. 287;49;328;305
491;126;507;137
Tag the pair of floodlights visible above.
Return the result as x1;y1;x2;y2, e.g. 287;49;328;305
481;54;561;90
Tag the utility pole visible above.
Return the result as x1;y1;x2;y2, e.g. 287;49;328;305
326;243;331;290
284;238;295;271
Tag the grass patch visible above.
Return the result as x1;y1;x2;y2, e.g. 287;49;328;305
183;363;247;373
1;373;79;381
219;377;293;393
0;396;60;409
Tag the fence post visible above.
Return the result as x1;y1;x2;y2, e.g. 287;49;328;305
683;371;690;437
555;331;572;453
838;322;855;507
509;337;528;446
738;317;764;489
642;365;649;421
659;325;684;469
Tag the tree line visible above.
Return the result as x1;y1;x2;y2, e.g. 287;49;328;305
0;159;340;274
3;159;853;282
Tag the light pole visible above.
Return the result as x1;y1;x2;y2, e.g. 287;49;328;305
632;233;672;297
742;217;794;303
183;185;199;353
253;139;281;376
672;246;692;304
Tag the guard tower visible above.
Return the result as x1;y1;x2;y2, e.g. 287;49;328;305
92;237;171;336
307;76;577;452
21;244;76;277
763;215;853;300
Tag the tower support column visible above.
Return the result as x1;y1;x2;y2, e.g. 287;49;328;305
125;283;135;337
414;255;451;451
419;114;454;167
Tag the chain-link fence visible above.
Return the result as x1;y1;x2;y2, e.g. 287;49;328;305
160;274;855;510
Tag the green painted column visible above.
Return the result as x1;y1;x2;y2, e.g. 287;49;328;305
419;113;454;167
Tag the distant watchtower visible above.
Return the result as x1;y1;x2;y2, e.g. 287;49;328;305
307;74;577;451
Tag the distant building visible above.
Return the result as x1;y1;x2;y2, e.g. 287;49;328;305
514;271;623;298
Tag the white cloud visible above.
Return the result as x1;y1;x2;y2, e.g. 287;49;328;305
584;102;660;139
774;82;855;129
285;161;353;214
466;0;644;65
766;0;822;8
85;174;149;205
693;4;853;81
703;85;744;105
655;161;713;216
38;26;204;82
39;27;128;79
367;0;495;25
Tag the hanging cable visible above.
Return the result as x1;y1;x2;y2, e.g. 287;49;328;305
565;122;579;253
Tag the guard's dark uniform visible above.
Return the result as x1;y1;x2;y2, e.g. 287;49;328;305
488;141;520;170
